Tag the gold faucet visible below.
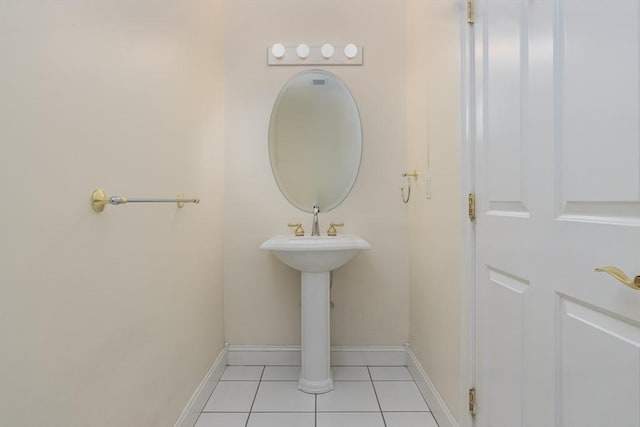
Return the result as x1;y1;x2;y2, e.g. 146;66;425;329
288;223;305;236
327;222;344;236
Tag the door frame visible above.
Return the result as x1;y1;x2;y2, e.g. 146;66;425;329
459;0;476;426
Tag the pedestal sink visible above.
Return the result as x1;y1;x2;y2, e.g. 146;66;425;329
260;234;370;393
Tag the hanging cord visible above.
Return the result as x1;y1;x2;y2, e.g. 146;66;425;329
330;271;335;310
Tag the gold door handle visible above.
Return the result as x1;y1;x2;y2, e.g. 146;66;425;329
594;266;640;291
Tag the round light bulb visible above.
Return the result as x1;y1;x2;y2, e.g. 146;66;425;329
344;43;358;59
296;43;310;59
271;43;285;59
321;43;335;59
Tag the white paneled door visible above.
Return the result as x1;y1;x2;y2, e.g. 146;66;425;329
473;0;640;426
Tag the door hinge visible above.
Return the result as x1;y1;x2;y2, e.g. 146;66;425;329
468;387;477;415
467;0;475;24
468;193;476;221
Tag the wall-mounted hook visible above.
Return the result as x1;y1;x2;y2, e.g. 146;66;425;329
401;170;420;204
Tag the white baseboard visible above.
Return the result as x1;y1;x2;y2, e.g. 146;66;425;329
227;345;300;366
330;346;407;366
227;345;407;366
406;344;459;427
174;343;228;427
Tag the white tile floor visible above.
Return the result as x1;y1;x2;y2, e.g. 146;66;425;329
195;365;439;427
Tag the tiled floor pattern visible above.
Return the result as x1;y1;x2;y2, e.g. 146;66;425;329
195;365;438;427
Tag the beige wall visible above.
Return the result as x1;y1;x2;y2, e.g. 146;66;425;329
0;1;467;425
224;0;409;346
406;0;464;423
0;2;225;426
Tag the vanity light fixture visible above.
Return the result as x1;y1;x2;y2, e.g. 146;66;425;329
321;43;335;59
344;43;358;59
296;43;310;59
267;44;363;66
271;43;286;59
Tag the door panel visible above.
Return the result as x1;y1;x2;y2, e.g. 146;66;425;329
484;0;529;217
474;0;640;426
483;267;528;427
558;0;640;218
559;297;640;427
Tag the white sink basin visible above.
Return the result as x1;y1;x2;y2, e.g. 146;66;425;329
260;234;370;272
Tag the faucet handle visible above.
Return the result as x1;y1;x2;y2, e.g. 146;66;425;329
288;223;305;236
327;222;344;237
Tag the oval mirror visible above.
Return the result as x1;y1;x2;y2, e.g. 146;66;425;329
268;69;362;213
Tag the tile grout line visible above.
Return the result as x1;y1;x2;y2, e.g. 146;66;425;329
243;365;265;427
367;366;387;427
314;392;318;427
192;411;203;427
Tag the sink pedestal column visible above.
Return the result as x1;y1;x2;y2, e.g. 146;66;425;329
298;271;333;394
